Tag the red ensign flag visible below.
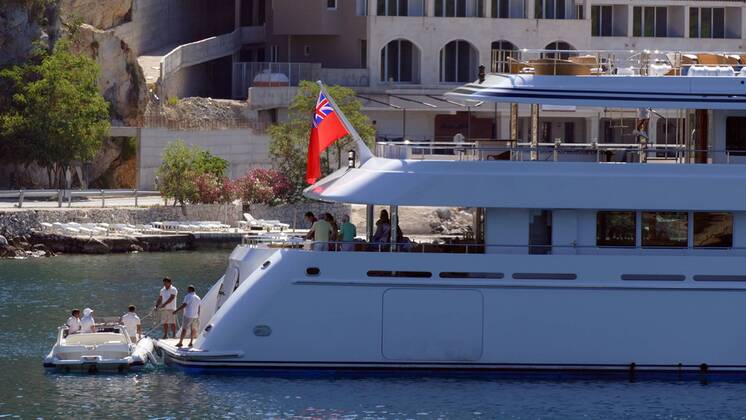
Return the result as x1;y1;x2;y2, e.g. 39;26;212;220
306;91;349;184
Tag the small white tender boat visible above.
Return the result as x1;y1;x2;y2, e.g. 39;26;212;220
44;323;155;373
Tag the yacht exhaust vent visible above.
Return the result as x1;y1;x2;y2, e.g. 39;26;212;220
440;272;504;279
367;270;432;278
253;325;272;337
512;273;577;280
261;261;271;269
621;274;685;281
306;267;320;276
693;275;746;282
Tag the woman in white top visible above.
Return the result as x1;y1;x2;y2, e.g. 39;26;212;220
80;308;96;333
66;309;82;335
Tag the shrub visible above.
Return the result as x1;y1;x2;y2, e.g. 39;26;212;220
193;173;237;204
235;168;291;206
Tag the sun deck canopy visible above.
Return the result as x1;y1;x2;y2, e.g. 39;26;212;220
304;157;746;211
446;74;746;109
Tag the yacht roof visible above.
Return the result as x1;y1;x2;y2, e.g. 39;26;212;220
446;74;746;110
304;157;746;210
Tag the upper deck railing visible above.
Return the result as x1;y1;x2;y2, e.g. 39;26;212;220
491;48;746;77
375;140;746;164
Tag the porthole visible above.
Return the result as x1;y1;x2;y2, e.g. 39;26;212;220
253;325;272;337
261;261;271;269
306;267;320;276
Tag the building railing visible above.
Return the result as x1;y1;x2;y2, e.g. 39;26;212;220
0;189;161;208
491;48;746;76
375;140;745;164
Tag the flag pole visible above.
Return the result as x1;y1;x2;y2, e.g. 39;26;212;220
316;81;373;163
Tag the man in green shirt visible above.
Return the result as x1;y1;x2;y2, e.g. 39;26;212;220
339;215;357;252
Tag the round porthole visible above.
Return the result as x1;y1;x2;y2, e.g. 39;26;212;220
253;325;272;337
261;261;271;269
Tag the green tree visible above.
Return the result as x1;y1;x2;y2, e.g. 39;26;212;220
0;40;110;187
267;81;375;202
156;140;230;208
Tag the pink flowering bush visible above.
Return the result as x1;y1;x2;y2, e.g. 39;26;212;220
235;168;291;206
193;173;237;204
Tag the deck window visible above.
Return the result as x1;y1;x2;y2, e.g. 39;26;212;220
694;212;733;248
596;211;636;247
642;212;688;248
726;117;746;152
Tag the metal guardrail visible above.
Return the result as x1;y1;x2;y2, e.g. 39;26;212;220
0;189;161;208
375;141;743;164
242;239;744;256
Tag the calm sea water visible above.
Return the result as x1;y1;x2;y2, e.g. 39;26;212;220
3;252;746;419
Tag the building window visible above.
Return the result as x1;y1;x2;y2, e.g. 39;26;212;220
377;0;425;16
356;0;368;15
642;212;688;248
597;211;636;247
435;0;485;17
491;0;509;18
726;117;746;152
633;6;667;37
690;7;725;39
304;45;311;57
535;0;567;19
591;5;612;36
542;41;575;60
327;0;337;10
440;40;478;83
380;39;420;83
694;212;733;248
269;45;279;62
491;40;519;72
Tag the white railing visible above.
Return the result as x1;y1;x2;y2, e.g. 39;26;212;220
491;48;746;76
0;189;161;208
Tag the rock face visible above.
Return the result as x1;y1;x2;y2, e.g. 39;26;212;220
0;1;48;67
70;24;146;126
60;0;132;30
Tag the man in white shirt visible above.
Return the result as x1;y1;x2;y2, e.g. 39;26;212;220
154;277;178;339
173;285;201;348
120;305;142;341
80;308;96;333
66;309;81;336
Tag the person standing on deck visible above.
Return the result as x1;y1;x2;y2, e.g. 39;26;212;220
304;212;317;240
173;285;201;348
633;108;651;139
339;214;357;252
154;277;178;339
120;305;141;341
309;216;332;251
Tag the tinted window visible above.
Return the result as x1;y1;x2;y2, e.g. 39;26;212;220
694;212;733;248
642;212;688;247
726;117;746;151
597;211;636;246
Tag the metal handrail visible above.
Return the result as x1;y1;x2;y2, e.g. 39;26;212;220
0;189;160;208
243;239;743;255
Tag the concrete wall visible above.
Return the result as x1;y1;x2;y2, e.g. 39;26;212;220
139;128;272;190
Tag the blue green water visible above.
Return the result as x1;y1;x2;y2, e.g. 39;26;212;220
3;252;746;419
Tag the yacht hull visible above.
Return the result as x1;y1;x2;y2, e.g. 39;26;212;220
157;247;746;379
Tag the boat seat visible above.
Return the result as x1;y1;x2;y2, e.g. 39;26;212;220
64;333;126;346
530;59;591;76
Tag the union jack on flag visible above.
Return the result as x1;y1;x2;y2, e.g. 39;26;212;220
313;93;334;128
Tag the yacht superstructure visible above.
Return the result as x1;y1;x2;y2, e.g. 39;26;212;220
158;48;746;378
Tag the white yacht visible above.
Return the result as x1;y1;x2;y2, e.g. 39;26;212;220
158;49;746;378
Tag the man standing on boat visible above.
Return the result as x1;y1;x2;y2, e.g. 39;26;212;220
154;277;178;339
173;285;201;348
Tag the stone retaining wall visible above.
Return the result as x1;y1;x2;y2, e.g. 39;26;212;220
0;203;242;239
248;202;352;230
